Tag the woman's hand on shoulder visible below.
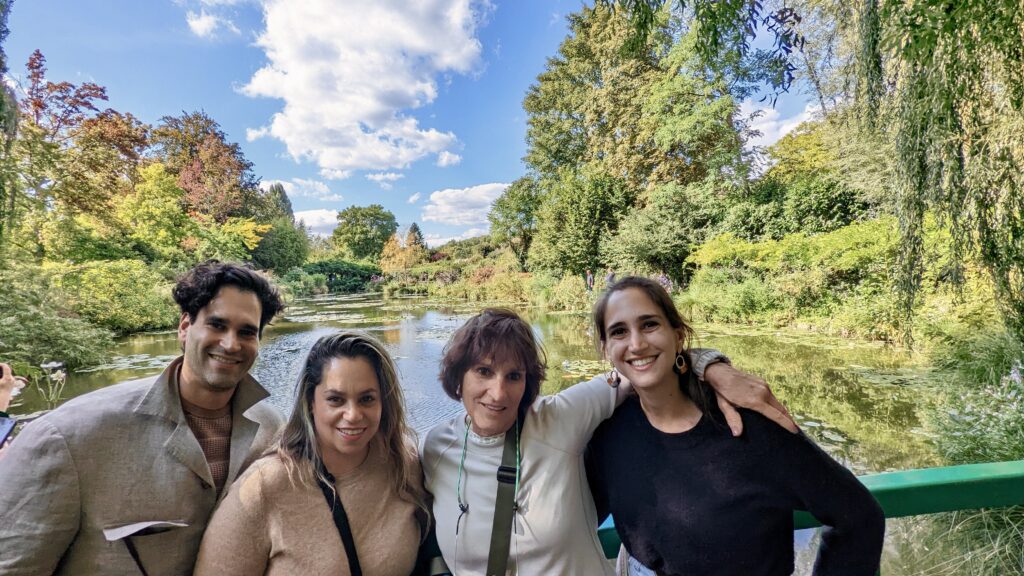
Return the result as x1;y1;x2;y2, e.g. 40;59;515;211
703;363;798;437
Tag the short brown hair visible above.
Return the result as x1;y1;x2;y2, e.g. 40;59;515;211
439;308;546;415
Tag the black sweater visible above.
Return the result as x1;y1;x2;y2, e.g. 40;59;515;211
586;397;884;576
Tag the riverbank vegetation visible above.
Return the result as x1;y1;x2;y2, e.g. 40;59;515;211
0;45;380;378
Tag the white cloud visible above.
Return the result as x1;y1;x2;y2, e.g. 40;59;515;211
366;172;404;190
424;227;488;248
294;208;339;236
242;0;489;177
741;99;820;150
436;150;462;167
186;10;240;38
407;192;422;204
421;182;508;226
262;178;342;202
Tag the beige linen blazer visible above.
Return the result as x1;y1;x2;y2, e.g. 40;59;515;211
0;356;284;576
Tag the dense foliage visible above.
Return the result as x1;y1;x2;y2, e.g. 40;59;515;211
0;49;364;369
330;204;398;262
302;260;381;294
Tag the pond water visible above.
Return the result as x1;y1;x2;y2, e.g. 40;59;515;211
11;292;952;574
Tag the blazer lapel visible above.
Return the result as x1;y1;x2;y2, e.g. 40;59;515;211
135;357;215;487
165;421;215;487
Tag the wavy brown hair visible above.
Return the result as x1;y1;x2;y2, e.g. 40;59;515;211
276;331;427;526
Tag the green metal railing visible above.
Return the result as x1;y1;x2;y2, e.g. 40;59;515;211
597;459;1024;563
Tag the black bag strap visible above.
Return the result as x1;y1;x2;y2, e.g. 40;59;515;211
317;471;363;576
413;523;452;576
485;420;521;576
123;538;149;576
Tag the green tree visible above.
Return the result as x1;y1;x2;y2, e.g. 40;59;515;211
264;182;294;222
489;176;542;272
643;29;759;186
330;204;398;261
523;5;670;192
406;222;424;249
39;210;134;263
529;167;632;275
53;259;178;333
599;0;802;93
0;0;18;256
864;1;1024;342
601;181;726;282
724;121;872;240
116;163;192;263
191;217;270;262
252;217;309;272
0;265;113;369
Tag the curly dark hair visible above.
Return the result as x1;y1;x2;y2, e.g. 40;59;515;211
172;261;285;335
439;308;546;416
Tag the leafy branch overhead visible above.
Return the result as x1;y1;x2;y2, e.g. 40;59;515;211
599;0;805;97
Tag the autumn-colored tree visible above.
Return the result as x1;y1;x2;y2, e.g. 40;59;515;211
16;54;146;209
8;51;132;258
152;111;259;223
380;230;426;274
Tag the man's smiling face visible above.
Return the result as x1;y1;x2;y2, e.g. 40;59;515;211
178;286;262;394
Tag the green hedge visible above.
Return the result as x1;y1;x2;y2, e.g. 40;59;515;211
303;259;381;293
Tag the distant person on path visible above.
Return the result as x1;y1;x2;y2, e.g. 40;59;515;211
195;332;428;575
0;261;286;576
585;269;595;292
605;267;616;287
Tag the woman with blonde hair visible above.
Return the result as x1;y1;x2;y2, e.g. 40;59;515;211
196;331;427;575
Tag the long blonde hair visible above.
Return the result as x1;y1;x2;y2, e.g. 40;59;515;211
276;331;427;526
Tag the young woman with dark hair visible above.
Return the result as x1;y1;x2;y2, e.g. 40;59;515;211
586;277;885;576
422;307;800;575
195;331;427;576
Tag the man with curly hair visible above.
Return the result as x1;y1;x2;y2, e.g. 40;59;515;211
0;261;286;576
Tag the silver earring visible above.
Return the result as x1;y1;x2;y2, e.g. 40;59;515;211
674;352;688;375
607;367;621;388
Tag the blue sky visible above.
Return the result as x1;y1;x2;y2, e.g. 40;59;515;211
7;0;813;246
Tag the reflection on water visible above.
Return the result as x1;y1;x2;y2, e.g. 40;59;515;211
13;292;949;574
